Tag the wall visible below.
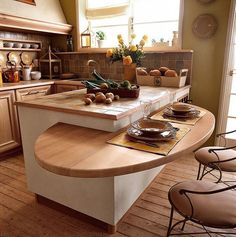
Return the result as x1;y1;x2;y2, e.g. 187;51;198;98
183;0;231;118
0;0;67;24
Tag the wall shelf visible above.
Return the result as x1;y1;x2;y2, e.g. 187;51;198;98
0;38;42;52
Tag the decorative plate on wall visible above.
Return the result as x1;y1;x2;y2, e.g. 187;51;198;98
8;52;21;64
21;52;33;65
192;14;218;39
0;53;6;67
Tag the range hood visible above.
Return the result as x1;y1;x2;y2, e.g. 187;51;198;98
0;0;72;34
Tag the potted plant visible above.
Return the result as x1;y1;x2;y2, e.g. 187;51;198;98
96;31;106;48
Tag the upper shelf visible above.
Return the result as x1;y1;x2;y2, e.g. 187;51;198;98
0;12;72;35
0;38;42;52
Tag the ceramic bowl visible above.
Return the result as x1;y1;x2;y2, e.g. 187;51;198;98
13;43;23;48
31;71;41;80
30;44;39;49
3;42;14;48
22;43;31;49
170;102;193;113
132;119;173;135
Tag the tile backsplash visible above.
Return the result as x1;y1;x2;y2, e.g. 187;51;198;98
58;51;193;85
0;30;193;85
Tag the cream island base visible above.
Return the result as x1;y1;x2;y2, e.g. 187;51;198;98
16;86;214;233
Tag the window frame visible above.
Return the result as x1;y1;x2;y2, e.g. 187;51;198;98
75;0;184;52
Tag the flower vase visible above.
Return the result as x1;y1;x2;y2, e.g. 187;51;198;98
123;63;136;83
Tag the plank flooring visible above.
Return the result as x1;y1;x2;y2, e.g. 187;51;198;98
0;152;235;237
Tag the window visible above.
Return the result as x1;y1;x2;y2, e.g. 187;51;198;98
80;0;183;48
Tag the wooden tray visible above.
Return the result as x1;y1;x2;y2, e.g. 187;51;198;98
87;85;140;98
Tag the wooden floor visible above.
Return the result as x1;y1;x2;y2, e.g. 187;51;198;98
0;152;235;237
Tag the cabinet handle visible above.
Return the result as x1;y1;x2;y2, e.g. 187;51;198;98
26;91;40;95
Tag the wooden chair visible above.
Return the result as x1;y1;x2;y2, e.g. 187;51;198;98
194;130;236;183
167;180;236;236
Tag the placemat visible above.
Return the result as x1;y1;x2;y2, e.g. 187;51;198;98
107;127;190;156
150;109;206;126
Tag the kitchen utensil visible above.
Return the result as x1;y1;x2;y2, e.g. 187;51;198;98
3;42;13;48
31;71;41;80
13;43;23;48
170;102;194;114
22;43;31;48
126;135;159;148
140;99;152;119
3;61;20;83
8;52;20;65
127;127;176;142
163;107;200;118
21;66;32;81
21;52;33;65
30;44;39;49
0;53;6;67
132;119;173;135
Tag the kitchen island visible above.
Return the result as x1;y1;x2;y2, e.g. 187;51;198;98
16;85;214;232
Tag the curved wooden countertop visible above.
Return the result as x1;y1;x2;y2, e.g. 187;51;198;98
34;107;215;178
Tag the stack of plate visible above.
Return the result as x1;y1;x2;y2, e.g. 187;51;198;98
163;102;200;119
127;119;176;142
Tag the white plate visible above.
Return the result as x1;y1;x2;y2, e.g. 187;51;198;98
8;52;21;64
0;53;6;67
21;52;33;65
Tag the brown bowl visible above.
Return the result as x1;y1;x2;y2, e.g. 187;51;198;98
132;119;173;135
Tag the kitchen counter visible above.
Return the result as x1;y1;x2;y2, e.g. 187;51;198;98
0;79;55;91
0;78;85;91
16;85;196;232
16;85;190;131
35;110;214;178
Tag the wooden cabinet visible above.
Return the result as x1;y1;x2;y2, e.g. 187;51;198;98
0;90;21;154
55;85;82;93
16;85;51;101
0;85;52;155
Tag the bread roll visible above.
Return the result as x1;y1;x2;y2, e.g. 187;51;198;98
164;70;178;77
149;69;161;76
137;68;148;76
159;66;169;76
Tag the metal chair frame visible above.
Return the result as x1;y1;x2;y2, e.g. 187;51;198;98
167;183;236;236
196;130;236;184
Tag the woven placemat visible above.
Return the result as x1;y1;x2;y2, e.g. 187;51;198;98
107;127;190;156
150;109;206;126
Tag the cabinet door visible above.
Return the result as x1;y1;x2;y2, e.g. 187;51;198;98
16;85;51;101
0;90;21;153
55;85;78;93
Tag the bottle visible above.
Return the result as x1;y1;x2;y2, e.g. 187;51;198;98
67;35;74;52
172;31;178;48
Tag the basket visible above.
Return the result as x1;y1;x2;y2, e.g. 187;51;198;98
136;69;188;88
87;85;140;98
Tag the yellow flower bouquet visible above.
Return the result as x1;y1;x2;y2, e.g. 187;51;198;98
106;34;148;66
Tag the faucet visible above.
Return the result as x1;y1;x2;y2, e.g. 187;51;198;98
86;59;97;66
86;60;98;79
